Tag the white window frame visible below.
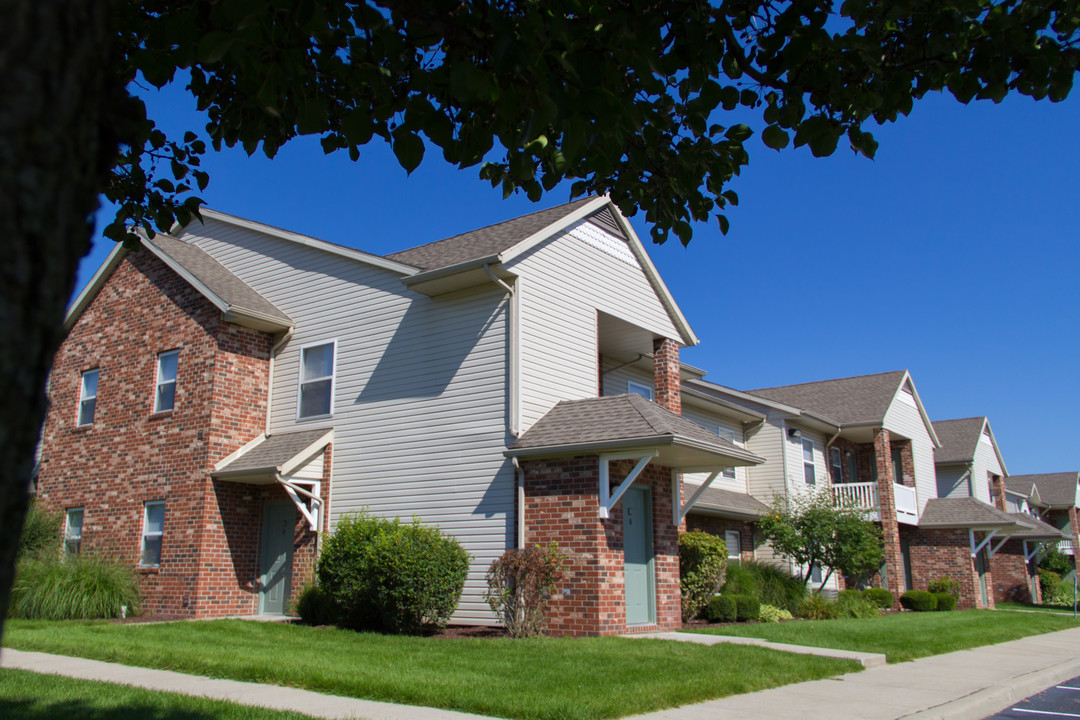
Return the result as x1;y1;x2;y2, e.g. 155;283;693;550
297;339;337;420
140;500;166;567
627;380;653;400
718;428;737;479
154;349;179;413
725;530;741;566
829;447;843;484
77;369;99;426
64;507;84;556
802;438;816;485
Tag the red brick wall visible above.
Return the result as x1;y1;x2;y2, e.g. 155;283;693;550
906;526;993;609
685;513;756;563
652;338;681;415
990;540;1038;603
874;429;905;605
521;455;681;636
36;248;275;617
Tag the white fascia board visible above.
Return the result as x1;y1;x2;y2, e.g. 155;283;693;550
63;243;128;330
141;240;230;315
681;386;767;423
686;378;814;418
982;418;1009;477
213;433;267;473
893;371;942;447
279;429;335;477
197;208;419;276
496;196;610;265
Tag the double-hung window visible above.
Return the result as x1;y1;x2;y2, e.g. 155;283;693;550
847;452;858;484
299;341;336;419
627;380;653;400
725;530;741;566
718;428;737;479
64;508;84;556
829;447;843;484
78;369;98;426
140;501;165;566
154;350;179;413
802;438;816;485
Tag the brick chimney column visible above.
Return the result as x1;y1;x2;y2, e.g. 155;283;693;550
653;338;681;415
991;475;1007;512
874;428;904;605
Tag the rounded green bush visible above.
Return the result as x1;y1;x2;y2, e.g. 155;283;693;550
933;592;957;611
733;594;760;622
678;531;727;623
899;589;938;611
701;594;737;623
721;560;807;613
317;512;470;634
798;592;840;620
758;603;794;622
927;575;959;598
10;556;140;620
837;591;881;618
862;587;894;609
294;584;339;626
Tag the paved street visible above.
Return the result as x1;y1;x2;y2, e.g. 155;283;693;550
984;676;1080;719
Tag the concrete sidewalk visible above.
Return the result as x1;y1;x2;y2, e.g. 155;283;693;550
5;626;1080;720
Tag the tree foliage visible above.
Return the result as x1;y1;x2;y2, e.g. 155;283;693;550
109;0;1080;245
758;488;883;591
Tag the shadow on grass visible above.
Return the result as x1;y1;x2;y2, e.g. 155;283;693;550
1;698;213;720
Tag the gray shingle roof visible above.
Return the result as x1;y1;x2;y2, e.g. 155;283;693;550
145;234;292;326
746;371;907;426
919;497;1018;529
507;394;763;464
1006;473;1080;508
691;486;771;518
1009;513;1067;540
215;429;332;475
385;198;597;271
932;417;987;465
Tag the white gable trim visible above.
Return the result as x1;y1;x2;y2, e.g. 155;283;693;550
979;417;1010;477
890;371;941;447
64;242;128;330
197;209;420;276
497;196;698;347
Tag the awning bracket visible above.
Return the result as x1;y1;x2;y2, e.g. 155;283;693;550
599;451;657;519
278;475;322;531
675;470;721;526
970;528;999;558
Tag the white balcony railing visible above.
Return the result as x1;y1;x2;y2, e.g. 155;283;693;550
830;481;919;525
1059;539;1076;556
894;483;919;525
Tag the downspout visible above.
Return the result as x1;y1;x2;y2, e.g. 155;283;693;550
513;457;526;549
265;329;294;435
483;264;519;438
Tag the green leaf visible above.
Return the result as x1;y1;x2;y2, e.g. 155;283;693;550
725;124;752;142
761;124;790;150
392;129;425;174
716;214;730;235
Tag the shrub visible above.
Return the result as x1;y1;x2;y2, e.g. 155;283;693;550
758;604;794;623
899;590;938;612
484;543;566;638
733;594;760;622
1039;547;1074;576
837;591;880;618
927;575;960;599
294;584;339;626
17;500;63;560
798;592;839;620
933;592;957;611
1038;568;1070;605
701;595;737;623
317;512;470;634
862;587;894;609
722;560;807;614
678;531;727;623
10;555;140;620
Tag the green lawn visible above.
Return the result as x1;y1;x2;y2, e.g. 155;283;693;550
997;601;1079;615
3;619;859;720
0;668;317;720
683;609;1080;663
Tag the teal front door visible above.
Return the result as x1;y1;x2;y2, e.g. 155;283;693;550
623;486;655;626
259;500;296;615
975;548;989;607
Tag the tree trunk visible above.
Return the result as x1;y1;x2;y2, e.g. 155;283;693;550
0;0;123;644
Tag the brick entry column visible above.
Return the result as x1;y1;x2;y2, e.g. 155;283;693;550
874;429;905;605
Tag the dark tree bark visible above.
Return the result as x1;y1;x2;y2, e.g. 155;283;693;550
0;0;125;644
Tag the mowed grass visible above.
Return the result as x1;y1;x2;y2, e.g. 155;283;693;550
683;609;1080;663
0;668;318;720
997;601;1079;615
4;619;858;720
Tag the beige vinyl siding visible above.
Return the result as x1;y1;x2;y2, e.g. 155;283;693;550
883;385;938;512
509;220;682;431
290;452;325;481
601;364;654;399
681;405;748;493
936;466;972;499
785;426;828;500
184;220;512;624
971;429;1003;504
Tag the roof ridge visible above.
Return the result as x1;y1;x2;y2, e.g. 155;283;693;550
747;369;906;394
932;416;987;425
625;393;671;435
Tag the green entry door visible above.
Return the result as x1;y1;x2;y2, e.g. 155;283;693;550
623;486;655;626
259;500;296;615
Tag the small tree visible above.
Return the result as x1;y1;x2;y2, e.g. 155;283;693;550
758;489;883;592
484;543;566;638
678;531;727;622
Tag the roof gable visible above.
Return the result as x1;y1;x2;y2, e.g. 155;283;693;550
1006;472;1080;508
932;417;1007;473
747;371;905;426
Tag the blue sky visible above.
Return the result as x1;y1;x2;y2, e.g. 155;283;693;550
80;82;1080;475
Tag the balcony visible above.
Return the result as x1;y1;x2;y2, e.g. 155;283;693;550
1059;539;1075;556
831;482;919;525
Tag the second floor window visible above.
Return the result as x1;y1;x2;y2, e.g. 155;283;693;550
299;341;335;419
78;369;98;426
718;428;737;479
829;447;843;484
627;380;653;400
155;350;179;413
802;438;816;485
